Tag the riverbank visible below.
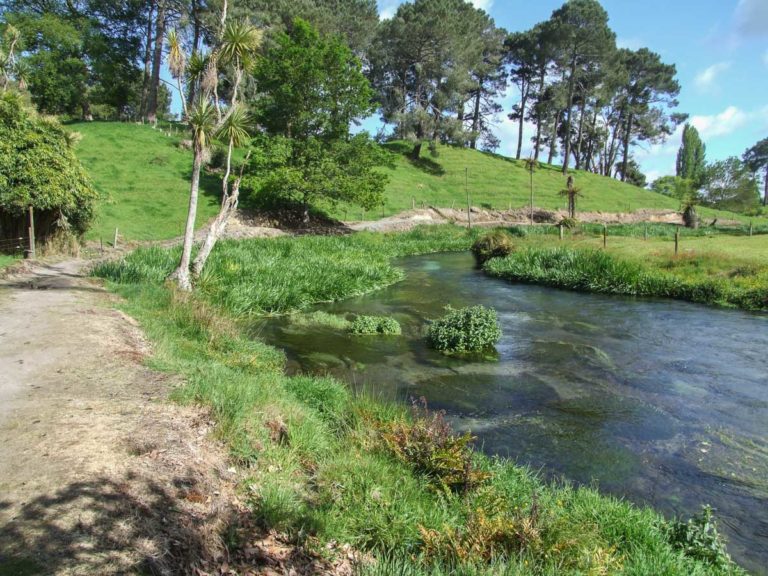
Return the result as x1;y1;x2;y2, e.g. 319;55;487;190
94;226;749;574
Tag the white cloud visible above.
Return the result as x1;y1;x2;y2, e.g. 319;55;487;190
470;0;493;10
690;106;748;139
694;62;731;92
378;0;492;20
734;0;768;37
764;49;768;67
617;37;643;51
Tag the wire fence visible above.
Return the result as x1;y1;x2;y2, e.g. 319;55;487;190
0;236;30;255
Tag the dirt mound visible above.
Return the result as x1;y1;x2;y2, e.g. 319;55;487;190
346;206;690;232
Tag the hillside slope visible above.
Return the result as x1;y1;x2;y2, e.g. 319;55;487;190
71;122;762;241
72;122;222;242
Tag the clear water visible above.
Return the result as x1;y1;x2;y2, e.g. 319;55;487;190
251;252;768;573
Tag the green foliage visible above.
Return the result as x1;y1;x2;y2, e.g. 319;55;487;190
370;0;498;158
5;10;143;118
426;305;502;355
381;400;489;493
471;231;514;266
248;18;386;216
557;216;579;229
701;157;760;213
243;133;389;216
677;124;707;188
349;315;401;335
667;507;735;569
0;93;97;234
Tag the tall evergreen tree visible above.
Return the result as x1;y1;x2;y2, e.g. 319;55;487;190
676;123;706;187
548;0;615;175
743;137;768;206
369;0;494;159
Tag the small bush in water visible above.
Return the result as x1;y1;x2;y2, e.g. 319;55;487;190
426;305;501;354
471;231;514;266
350;315;401;335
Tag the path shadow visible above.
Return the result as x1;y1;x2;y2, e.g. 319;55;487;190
0;472;226;576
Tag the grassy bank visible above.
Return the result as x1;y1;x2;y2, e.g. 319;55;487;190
94;226;745;574
484;228;768;311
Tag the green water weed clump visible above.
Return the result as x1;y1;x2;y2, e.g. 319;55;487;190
426;305;502;355
350;315;402;335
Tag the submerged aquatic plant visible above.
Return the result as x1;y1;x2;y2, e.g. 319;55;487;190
350;315;401;335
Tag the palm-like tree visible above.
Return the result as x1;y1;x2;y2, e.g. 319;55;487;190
169;99;216;290
166;29;188;118
192;105;252;277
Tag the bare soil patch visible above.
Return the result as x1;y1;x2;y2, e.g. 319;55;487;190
0;262;233;575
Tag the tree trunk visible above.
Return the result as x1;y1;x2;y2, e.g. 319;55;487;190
764;166;768;206
621;112;633;182
139;0;155;120
574;98;587;170
561;58;577;175
192;144;244;278
170;142;203;291
470;84;482;149
547;109;561;166
147;1;166;125
532;67;545;161
516;90;528;160
81;100;93;122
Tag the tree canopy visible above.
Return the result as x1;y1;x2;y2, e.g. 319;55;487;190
0;92;97;233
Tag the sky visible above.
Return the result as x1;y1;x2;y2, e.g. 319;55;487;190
371;0;768;183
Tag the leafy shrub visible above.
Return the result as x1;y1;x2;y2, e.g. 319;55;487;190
666;506;734;569
426;306;501;354
381;399;489;493
0;92;98;236
471;231;514;266
350;315;401;335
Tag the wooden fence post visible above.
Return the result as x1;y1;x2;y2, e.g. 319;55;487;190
559;225;564;240
674;229;679;255
465;167;471;230
603;224;607;248
113;227;119;249
27;206;35;259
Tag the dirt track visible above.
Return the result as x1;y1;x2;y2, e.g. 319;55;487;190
0;260;235;575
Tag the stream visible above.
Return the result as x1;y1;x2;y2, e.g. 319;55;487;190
251;252;768;573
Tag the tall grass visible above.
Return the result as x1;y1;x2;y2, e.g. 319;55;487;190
94;226;484;315
485;247;768;311
94;227;746;574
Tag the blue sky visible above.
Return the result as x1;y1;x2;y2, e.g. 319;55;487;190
373;0;768;182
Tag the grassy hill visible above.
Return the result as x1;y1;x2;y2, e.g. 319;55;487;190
71;122;765;241
72;121;222;242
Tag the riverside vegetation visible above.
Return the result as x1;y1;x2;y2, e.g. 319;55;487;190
94;225;753;574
